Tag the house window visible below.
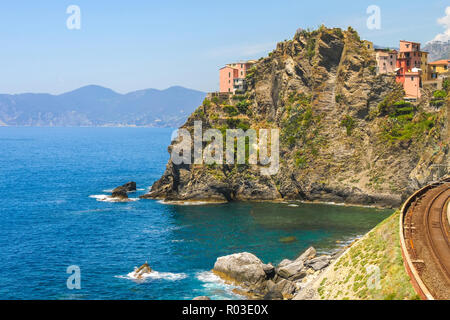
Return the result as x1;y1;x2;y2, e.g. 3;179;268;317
241;64;243;68
411;77;414;81
229;72;231;78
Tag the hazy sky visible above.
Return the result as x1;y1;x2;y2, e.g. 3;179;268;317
1;0;449;94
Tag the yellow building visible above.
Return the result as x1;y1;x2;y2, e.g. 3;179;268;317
363;40;374;51
429;59;450;79
420;51;429;81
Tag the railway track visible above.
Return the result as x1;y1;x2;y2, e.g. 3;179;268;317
401;179;450;300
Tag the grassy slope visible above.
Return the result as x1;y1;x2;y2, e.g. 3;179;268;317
317;211;420;300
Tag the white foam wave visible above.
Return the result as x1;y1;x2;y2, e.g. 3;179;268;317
158;200;225;206
102;188;144;193
196;271;223;283
116;270;187;281
195;271;244;300
89;195;140;202
288;204;299;207
171;239;194;243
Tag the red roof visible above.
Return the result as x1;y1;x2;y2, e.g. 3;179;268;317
429;59;450;65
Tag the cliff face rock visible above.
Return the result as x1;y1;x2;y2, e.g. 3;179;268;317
143;26;449;207
212;247;332;299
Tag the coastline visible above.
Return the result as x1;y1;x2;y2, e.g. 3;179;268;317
147;196;397;210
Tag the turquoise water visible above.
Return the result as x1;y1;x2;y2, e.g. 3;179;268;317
0;127;392;300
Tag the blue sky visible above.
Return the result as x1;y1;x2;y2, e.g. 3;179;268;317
0;0;449;94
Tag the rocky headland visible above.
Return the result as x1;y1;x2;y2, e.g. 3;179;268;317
142;26;449;208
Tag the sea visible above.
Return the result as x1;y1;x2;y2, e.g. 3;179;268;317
0;127;393;300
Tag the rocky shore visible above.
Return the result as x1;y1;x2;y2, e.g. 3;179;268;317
210;247;342;300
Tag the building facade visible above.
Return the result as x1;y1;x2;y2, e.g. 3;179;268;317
429;59;450;79
375;49;397;74
219;61;256;93
420;51;429;81
395;41;424;99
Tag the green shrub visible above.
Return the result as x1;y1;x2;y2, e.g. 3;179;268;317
431;100;445;107
433;90;447;99
381;113;437;142
295;153;307;168
376;87;405;117
442;78;449;91
236;99;251;114
430;90;447;107
223;105;239;116
306;37;316;60
202;98;211;108
340;115;356;136
225;118;250;131
211;97;220;104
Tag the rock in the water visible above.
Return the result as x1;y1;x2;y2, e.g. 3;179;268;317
279;236;297;243
112;182;137;198
121;181;137;192
306;255;331;271
111;182;137;199
112;187;128;199
213;252;267;287
193;296;211;300
131;262;152;279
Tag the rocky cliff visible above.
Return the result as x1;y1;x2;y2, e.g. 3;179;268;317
143;26;449;208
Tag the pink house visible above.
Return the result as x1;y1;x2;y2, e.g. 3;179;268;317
395;40;424;99
375;49;397;74
219;61;256;93
403;72;422;99
398;41;422;70
219;66;239;93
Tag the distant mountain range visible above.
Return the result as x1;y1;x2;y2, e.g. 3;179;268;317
0;85;206;127
423;41;450;62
